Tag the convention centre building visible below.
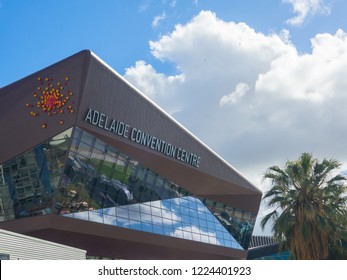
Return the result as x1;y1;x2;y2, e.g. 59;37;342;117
0;50;262;259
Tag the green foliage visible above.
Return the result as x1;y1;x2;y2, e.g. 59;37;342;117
261;153;347;259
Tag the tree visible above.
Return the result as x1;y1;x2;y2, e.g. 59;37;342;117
261;152;347;259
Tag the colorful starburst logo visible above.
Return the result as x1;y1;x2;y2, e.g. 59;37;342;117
25;76;75;128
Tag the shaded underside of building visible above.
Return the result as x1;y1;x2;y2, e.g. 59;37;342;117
0;50;262;259
247;235;290;260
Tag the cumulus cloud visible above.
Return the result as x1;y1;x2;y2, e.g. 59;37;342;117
220;83;250;106
124;11;347;234
152;12;167;28
256;29;347;103
283;0;331;26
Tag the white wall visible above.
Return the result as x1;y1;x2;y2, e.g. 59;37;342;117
0;229;86;260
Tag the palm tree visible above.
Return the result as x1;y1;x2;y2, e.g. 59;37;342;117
261;153;347;259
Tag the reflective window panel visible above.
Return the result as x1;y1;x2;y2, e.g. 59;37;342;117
64;196;244;250
56;127;256;250
0;128;73;221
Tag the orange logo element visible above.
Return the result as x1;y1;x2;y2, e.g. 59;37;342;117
26;76;75;128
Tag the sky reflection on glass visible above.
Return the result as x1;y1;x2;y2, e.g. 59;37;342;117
57;127;254;250
64;196;243;250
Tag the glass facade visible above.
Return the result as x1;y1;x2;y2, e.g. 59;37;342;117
0;128;72;221
0;126;256;250
56;128;255;250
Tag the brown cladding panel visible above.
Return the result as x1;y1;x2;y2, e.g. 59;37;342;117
0;51;90;164
76;54;261;196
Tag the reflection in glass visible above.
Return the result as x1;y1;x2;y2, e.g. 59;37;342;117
56;127;256;250
0;128;73;221
64;196;244;250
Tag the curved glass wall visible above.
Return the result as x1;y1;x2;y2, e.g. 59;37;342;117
0;128;73;221
56;127;255;249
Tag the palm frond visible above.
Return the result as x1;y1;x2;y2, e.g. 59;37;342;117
261;152;347;259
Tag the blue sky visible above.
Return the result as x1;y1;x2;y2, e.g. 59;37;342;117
1;0;347;235
1;0;346;85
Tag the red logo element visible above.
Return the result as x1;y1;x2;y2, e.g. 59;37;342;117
26;76;75;128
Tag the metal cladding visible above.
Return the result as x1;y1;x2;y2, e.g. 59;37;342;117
0;229;86;260
0;50;262;259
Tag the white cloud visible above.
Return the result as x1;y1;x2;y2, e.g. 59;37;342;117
220;83;250;106
152;12;167;28
283;0;331;26
256;29;347;104
124;11;347;234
